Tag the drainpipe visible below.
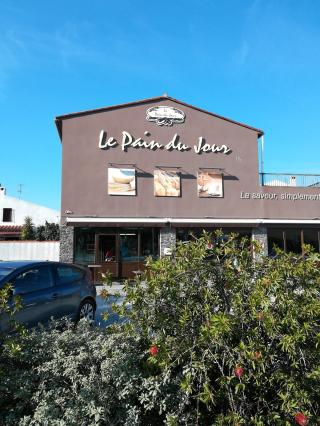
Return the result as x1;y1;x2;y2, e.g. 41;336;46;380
260;135;265;186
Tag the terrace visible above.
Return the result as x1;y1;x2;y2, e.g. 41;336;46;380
259;173;320;187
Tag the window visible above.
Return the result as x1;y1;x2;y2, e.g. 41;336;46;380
0;267;14;278
140;228;159;259
120;233;139;261
268;229;284;255
3;208;12;222
13;266;53;294
176;227;251;244
97;234;116;262
267;228;320;256
285;229;302;254
74;228;95;264
303;229;320;252
56;266;84;285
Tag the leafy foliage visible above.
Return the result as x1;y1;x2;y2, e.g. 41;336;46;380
21;217;60;241
34;225;45;240
0;283;26;416
21;216;35;240
1;232;320;425
35;221;60;241
112;231;320;424
43;221;60;240
0;321;158;426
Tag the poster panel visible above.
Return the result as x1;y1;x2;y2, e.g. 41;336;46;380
154;170;180;197
197;172;223;198
108;168;136;195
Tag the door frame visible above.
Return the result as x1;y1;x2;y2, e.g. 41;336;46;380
94;233;119;279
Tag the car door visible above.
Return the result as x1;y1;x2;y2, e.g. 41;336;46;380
11;264;58;328
52;264;83;320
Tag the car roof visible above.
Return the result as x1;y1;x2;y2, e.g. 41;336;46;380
0;260;50;268
0;260;87;271
0;261;88;285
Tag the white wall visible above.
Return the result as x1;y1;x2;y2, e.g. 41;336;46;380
0;241;60;261
0;189;60;226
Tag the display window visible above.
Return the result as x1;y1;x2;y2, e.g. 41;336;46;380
176;227;251;244
303;229;320;252
74;227;159;279
267;228;320;255
284;229;302;254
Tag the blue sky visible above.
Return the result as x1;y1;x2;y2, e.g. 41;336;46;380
1;0;319;210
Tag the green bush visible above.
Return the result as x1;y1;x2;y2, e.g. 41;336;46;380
21;216;60;241
113;232;320;425
1;321;148;425
21;216;35;241
1;232;320;425
2;320;172;425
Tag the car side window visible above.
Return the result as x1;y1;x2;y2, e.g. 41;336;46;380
56;266;84;285
13;266;53;295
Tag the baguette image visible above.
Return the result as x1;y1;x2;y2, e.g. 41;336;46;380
108;168;136;195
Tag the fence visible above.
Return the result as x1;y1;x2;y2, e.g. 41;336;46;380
0;241;60;261
259;173;320;187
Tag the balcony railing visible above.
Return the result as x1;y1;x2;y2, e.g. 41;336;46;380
260;173;320;187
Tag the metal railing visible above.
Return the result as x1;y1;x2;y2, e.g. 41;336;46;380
260;173;320;187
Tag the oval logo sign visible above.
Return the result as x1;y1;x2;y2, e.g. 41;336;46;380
146;105;185;126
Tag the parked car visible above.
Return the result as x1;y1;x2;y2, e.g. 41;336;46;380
0;261;96;331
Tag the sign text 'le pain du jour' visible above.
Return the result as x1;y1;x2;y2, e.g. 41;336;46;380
98;130;232;155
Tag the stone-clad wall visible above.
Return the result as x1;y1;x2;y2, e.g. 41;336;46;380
252;225;268;257
160;227;177;257
59;225;74;263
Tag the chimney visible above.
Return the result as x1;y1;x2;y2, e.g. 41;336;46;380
0;184;6;197
289;176;297;187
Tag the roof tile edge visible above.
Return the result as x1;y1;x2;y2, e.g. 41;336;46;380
55;95;264;141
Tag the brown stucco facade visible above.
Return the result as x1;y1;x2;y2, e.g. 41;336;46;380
56;96;320;279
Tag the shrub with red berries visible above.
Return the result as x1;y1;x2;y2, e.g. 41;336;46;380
117;231;320;424
149;344;159;356
295;412;308;426
234;366;244;379
3;232;319;424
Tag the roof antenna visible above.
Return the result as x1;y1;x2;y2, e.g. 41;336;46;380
17;183;24;199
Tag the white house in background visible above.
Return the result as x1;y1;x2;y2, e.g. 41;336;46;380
0;184;60;240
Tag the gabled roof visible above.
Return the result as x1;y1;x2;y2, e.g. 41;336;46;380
55;95;264;140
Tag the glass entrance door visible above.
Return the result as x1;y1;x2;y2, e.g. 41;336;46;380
95;234;119;279
90;229;159;280
119;232;139;278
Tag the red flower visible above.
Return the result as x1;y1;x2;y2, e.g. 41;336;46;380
295;412;308;426
234;366;244;379
149;345;159;356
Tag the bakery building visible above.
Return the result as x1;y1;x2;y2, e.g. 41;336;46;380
55;95;320;280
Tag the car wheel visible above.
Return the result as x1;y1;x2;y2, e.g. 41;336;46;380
78;299;95;322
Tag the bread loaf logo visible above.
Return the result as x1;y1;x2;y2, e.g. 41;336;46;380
146;106;185;126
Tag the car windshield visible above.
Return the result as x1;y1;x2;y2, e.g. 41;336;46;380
0;267;14;279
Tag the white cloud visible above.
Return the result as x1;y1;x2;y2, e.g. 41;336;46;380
0;22;105;98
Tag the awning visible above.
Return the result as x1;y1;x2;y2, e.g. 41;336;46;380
0;225;22;236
